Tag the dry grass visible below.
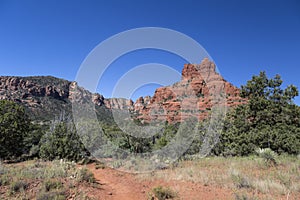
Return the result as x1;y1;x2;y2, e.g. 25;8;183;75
137;156;300;199
0;160;97;200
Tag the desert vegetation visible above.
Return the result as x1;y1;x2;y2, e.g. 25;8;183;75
0;71;299;199
1;72;299;162
0;160;98;199
138;155;300;199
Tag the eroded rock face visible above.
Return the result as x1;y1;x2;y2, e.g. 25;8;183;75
104;98;133;110
0;58;246;122
132;58;246;123
0;76;73;120
0;76;70;105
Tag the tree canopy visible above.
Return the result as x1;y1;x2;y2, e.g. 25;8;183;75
0;100;31;159
217;72;300;156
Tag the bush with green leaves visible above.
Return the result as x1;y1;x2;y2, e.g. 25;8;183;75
0;100;31;159
217;72;300;156
23;123;46;158
39;116;88;161
256;148;277;166
150;186;177;200
76;168;96;183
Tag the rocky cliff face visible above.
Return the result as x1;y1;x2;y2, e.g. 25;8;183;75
0;76;72;120
132;58;246;123
0;76;69;102
0;58;246;122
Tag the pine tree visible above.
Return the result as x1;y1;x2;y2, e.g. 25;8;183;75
218;72;300;156
0;100;31;159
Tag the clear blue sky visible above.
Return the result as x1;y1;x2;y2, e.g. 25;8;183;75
0;0;299;103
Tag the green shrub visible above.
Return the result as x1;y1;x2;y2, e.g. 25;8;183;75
0;100;31;159
216;72;300;156
76;168;95;183
39;119;87;162
256;148;277;166
150;186;177;200
43;180;63;192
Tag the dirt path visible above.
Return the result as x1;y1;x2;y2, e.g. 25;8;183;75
87;164;147;200
87;164;234;200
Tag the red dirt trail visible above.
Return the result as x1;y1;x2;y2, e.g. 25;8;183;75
87;163;234;200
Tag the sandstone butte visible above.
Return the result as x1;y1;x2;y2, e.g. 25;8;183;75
129;58;247;123
0;58;246;123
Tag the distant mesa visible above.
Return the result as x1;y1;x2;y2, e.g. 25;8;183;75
0;58;246;123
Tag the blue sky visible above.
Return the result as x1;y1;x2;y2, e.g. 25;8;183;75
0;0;299;103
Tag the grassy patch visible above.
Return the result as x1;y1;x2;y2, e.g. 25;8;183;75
43;179;63;192
0;160;96;199
234;192;259;200
36;190;66;200
230;169;253;189
138;155;300;198
9;180;28;194
256;148;278;167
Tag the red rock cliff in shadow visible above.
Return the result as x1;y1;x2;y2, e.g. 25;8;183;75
132;58;246;123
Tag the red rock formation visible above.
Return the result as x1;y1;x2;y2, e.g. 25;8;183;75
133;58;246;123
0;59;246;123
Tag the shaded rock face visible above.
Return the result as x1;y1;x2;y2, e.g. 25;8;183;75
0;58;246;122
0;76;73;120
0;76;70;105
104;98;133;110
69;81;134;111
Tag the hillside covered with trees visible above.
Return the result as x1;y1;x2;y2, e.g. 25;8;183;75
0;71;299;163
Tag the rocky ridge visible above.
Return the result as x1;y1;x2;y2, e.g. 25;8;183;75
131;58;246;122
0;58;246;122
